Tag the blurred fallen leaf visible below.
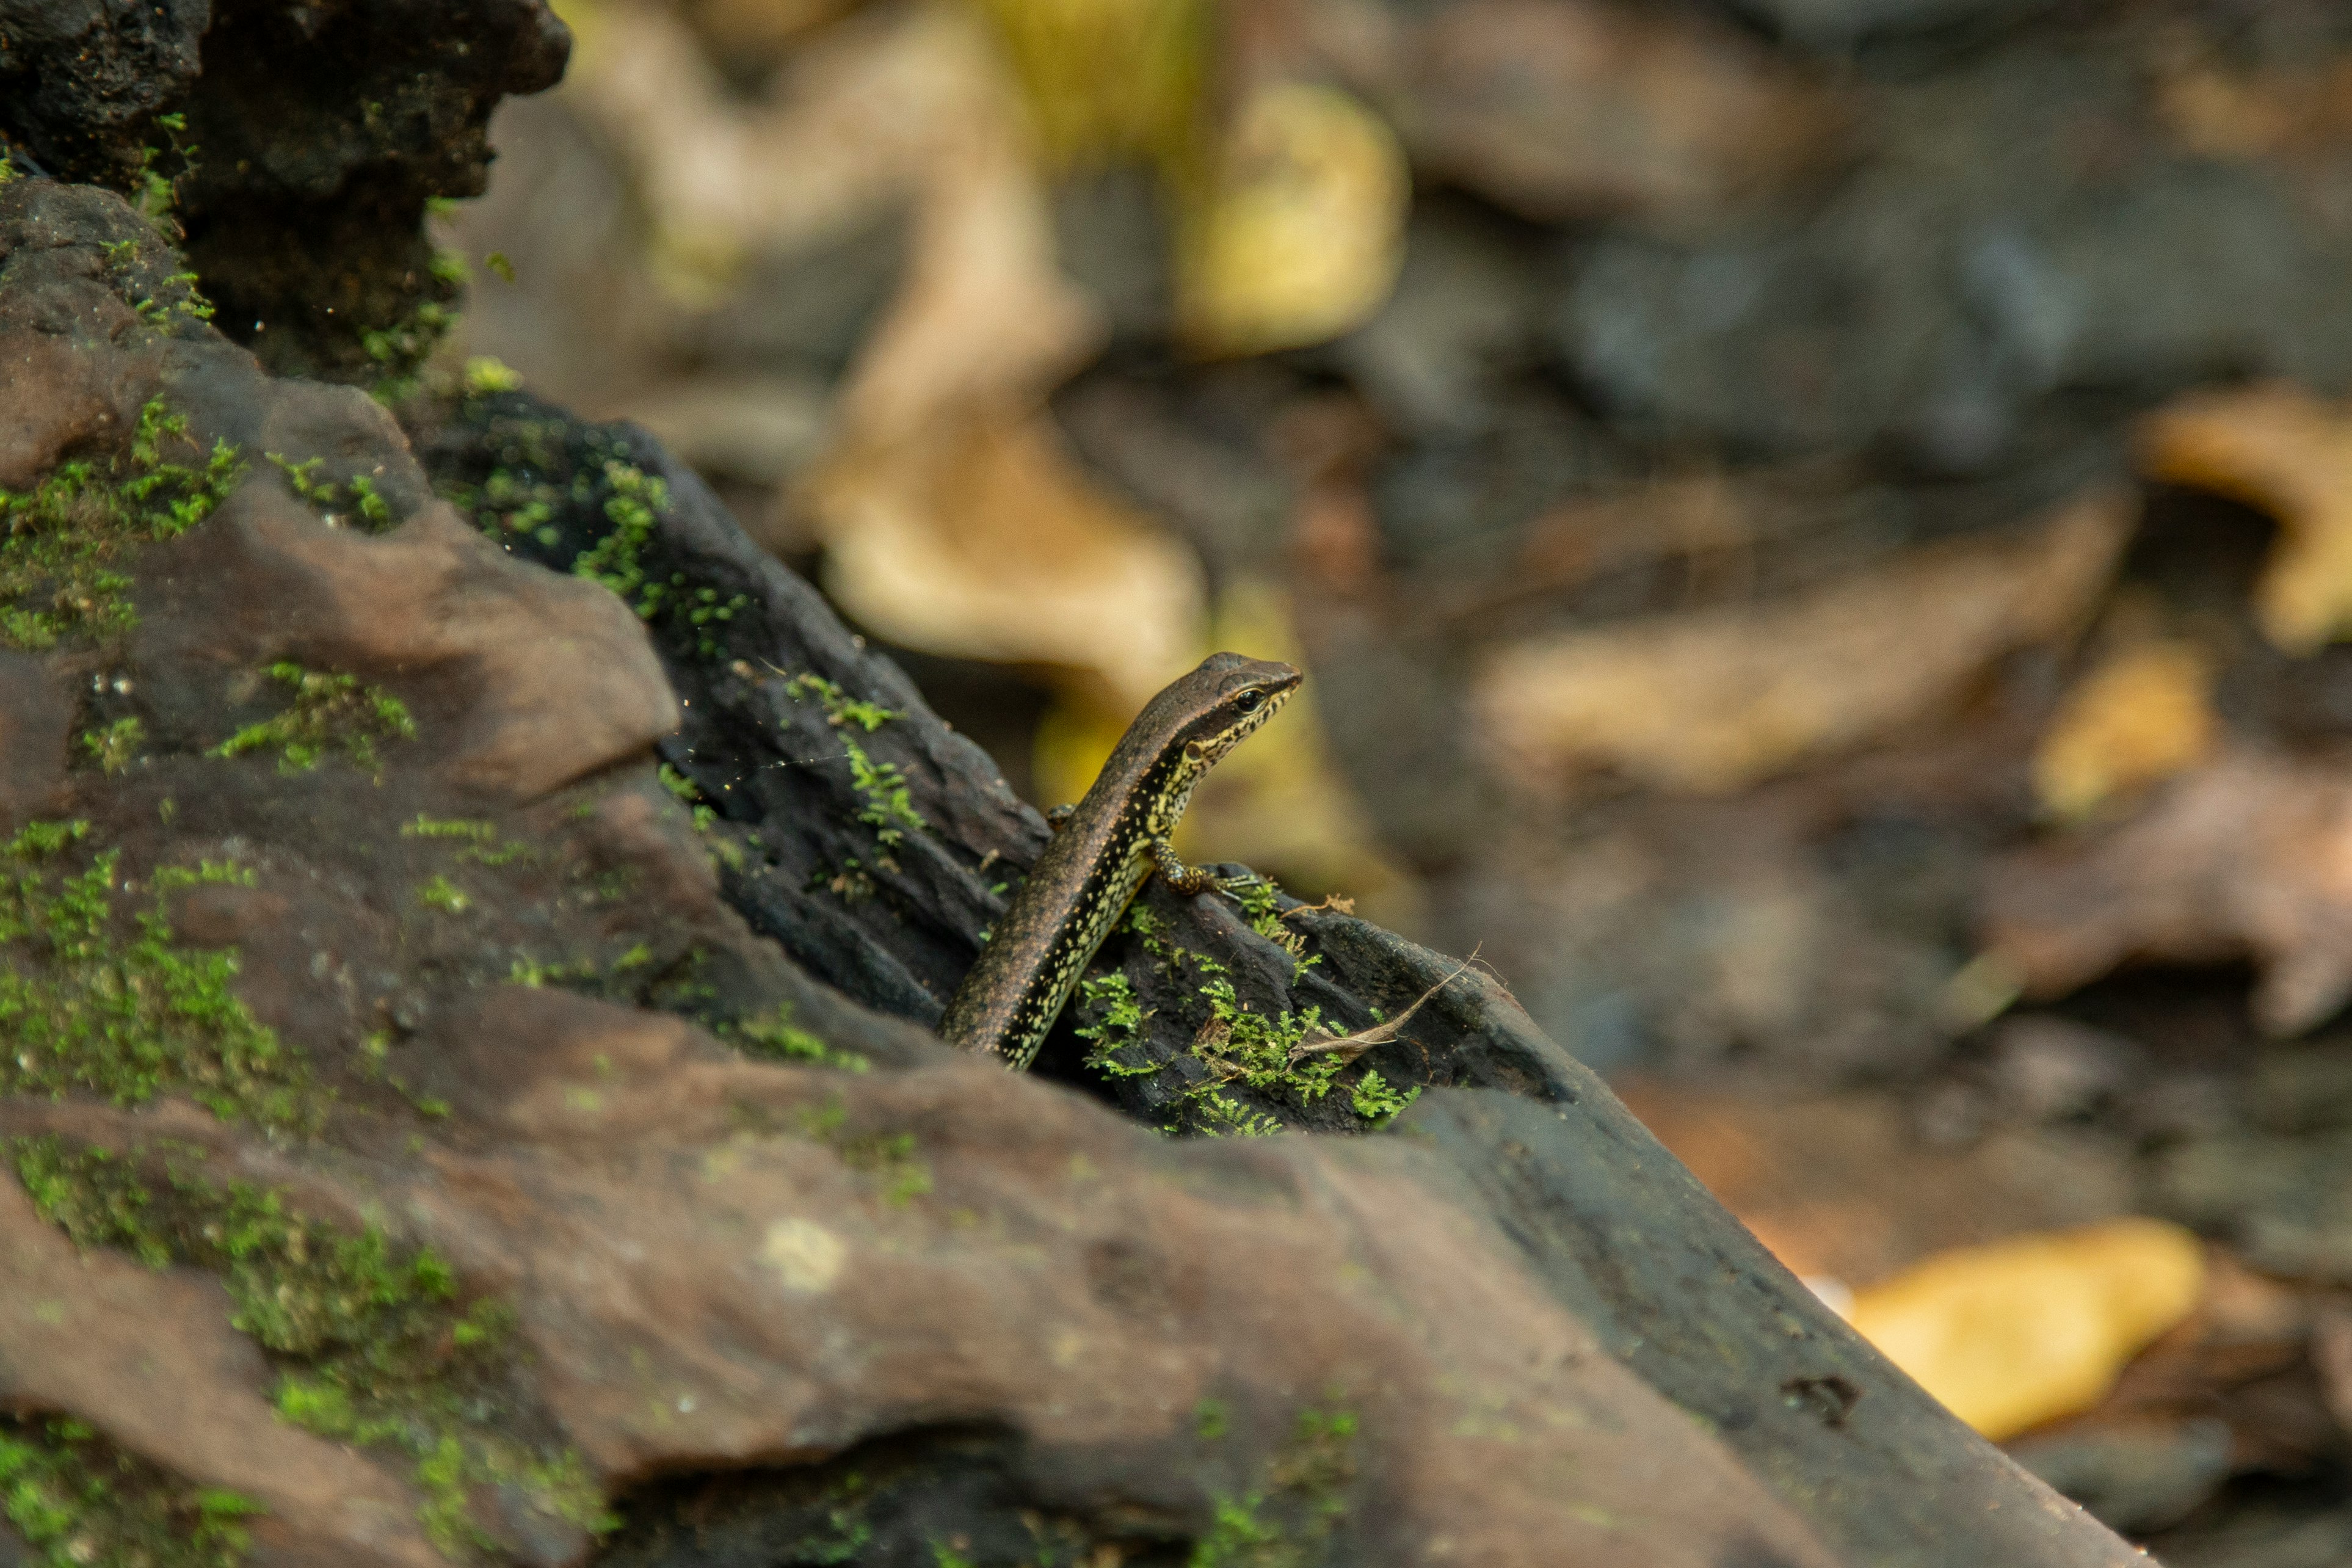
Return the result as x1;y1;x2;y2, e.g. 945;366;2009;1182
816;408;1203;708
681;0;870;71
1984;750;2352;1036
567;1;1021;299
979;0;1208;169
1476;489;2132;794
2141;383;2352;654
1035;577;1421;926
1307;0;1843;227
779;3;1212;705
1848;1219;2206;1442
1177;81;1410;357
2031;639;2218;822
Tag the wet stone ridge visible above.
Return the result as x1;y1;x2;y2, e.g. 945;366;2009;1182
0;176;2141;1567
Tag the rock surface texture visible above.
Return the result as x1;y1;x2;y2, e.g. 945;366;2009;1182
0;178;2145;1567
0;0;569;382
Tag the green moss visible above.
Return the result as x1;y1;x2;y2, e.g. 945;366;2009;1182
727;1004;871;1073
360;297;456;405
658;764;718;835
0;398;242;652
1189;1408;1359;1568
7;1138;614;1557
0;822;315;1133
794;1102;932;1207
782;673;925;850
1123;916;1404;1135
79;716;146;775
462;357;522;396
266;454;394;532
1073;974;1156;1078
1222;876;1311;961
571;463;670;614
211;662;415;775
401;816;529;868
1348;1069;1418;1124
415;874;470;915
0;1413;261;1568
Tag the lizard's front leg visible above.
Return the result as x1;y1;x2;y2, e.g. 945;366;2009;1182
1150;835;1218;896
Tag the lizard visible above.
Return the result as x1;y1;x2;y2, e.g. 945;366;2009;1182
939;651;1302;1070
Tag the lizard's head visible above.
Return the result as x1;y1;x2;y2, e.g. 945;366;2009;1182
1172;652;1302;768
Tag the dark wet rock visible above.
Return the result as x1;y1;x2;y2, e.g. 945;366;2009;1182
1559;46;2352;469
0;0;571;383
0;0;208;189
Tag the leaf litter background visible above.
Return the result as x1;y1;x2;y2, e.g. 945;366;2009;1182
431;0;2352;1559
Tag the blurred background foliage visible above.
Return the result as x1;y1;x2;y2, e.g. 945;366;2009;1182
432;1;2352;1557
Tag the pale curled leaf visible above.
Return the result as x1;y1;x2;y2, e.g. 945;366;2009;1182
1476;488;2132;794
1290;954;1478;1069
1847;1219;2205;1442
2141;382;2352;653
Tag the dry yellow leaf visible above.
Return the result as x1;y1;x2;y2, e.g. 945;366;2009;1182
2031;639;2218;821
1848;1219;2205;1442
2141;383;2352;653
1178;82;1410;357
976;0;1208;169
1475;490;2132;794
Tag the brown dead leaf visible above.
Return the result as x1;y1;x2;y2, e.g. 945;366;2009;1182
1846;1219;2206;1442
1475;489;2132;794
1984;749;2352;1036
2141;383;2352;653
2031;639;2218;822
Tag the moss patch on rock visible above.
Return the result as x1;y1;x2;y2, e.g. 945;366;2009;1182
0;821;316;1135
0;1412;262;1568
7;1136;612;1559
210;662;416;776
0;397;242;652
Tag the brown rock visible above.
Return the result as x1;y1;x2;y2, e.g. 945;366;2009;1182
136;487;678;801
0;1175;442;1568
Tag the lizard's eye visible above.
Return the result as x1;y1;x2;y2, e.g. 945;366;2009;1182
1233;689;1264;714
